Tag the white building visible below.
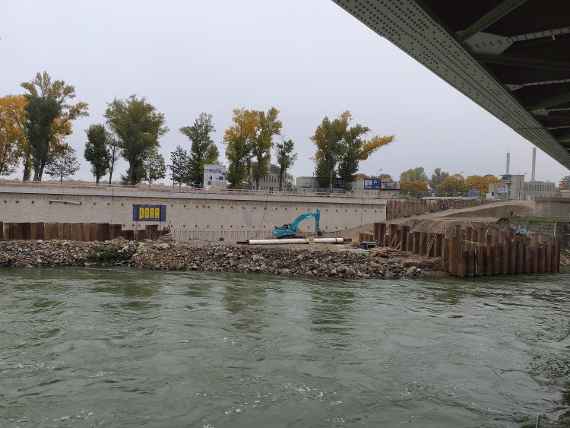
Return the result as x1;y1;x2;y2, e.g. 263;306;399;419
524;181;558;199
488;175;558;200
203;164;227;189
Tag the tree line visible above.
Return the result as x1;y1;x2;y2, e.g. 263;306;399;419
0;72;396;190
399;167;500;197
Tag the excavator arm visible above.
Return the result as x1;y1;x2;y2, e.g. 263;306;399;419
272;209;321;239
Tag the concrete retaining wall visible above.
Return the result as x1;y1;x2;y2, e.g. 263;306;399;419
0;184;387;242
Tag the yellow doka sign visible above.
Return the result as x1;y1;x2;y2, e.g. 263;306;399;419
133;205;166;222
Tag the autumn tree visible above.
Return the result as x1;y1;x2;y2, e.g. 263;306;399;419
45;145;80;183
169;146;189;187
312;112;350;190
251;107;282;189
224;109;259;188
466;175;499;197
275;138;297;191
400;167;429;197
21;72;88;181
180;113;218;187
105;96;168;185
313;112;393;191
337;130;393;189
437;174;468;196
143;149;166;185
431;168;449;192
84;124;111;184
0;96;27;176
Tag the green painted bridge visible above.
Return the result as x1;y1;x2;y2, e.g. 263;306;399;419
333;0;570;170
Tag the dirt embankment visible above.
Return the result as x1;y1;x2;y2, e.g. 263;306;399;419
0;240;443;280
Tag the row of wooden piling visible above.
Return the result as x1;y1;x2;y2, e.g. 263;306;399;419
374;222;560;277
0;222;167;242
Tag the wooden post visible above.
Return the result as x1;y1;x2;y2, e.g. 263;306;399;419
375;223;386;247
516;240;525;274
401;226;410;252
71;223;82;241
456;228;466;277
538;244;546;274
447;237;456;275
435;234;443;258
443;238;449;268
554;240;561;273
545;242;553;274
111;224;123;240
466;244;475;277
31;223;45;240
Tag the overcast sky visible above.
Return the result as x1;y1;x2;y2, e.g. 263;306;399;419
2;0;568;183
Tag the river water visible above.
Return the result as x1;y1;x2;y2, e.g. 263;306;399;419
1;269;569;428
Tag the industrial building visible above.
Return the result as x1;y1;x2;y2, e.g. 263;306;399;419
203;164;227;189
256;165;294;192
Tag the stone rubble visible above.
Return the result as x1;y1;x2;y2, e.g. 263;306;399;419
0;239;447;279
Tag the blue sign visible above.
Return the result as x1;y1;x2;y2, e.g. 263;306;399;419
364;178;381;190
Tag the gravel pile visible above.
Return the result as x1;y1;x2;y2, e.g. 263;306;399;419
131;243;439;279
0;240;442;279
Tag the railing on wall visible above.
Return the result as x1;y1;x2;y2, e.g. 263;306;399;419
0;180;393;201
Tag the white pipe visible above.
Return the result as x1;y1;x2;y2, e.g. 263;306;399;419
313;238;345;244
247;237;345;245
248;238;309;245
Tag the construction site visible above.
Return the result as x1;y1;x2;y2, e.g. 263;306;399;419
0;181;568;279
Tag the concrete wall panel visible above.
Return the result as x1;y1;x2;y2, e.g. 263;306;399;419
0;184;387;241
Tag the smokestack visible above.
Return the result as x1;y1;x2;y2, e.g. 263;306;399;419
506;152;511;175
530;147;536;182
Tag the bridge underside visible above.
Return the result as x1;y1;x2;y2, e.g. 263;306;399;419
333;0;570;170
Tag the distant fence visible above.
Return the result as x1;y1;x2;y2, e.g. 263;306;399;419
386;199;480;221
0;222;168;242
375;222;560;277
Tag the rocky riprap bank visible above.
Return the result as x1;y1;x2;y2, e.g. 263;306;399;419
0;240;443;279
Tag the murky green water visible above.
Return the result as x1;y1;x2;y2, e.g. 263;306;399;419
1;269;569;428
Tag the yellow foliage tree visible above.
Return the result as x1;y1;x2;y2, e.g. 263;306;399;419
437;174;467;196
313;111;395;190
400;179;429;196
224;109;259;188
466;175;499;196
0;95;28;176
21;71;89;181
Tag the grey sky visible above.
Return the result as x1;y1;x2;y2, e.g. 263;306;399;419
2;0;568;183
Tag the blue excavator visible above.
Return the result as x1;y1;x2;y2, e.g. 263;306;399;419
272;209;322;239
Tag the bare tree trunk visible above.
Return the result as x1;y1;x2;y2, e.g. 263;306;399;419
22;153;32;182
